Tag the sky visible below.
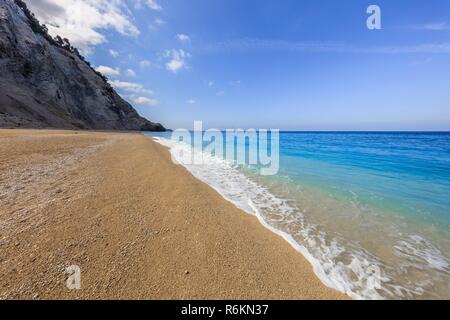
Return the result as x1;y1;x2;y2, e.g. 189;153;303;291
24;0;450;130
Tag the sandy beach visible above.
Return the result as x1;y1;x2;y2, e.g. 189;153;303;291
0;129;347;300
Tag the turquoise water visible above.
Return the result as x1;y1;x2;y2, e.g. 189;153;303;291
147;131;450;299
278;132;450;228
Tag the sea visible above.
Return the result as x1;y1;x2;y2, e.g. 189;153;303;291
145;131;450;300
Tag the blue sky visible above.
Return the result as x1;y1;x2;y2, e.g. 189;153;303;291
27;0;450;130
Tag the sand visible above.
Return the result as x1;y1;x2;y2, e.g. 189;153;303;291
0;129;347;300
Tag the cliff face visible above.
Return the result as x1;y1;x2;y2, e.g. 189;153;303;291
0;0;165;131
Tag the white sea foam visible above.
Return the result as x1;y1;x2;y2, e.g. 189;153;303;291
394;235;450;272
152;136;450;300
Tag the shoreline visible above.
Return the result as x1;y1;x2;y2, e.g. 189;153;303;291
0;129;348;300
152;135;353;298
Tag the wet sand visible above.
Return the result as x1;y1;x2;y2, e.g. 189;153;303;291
0;129;347;300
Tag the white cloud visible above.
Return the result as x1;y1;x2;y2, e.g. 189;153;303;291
412;22;449;31
177;34;190;42
207;81;214;87
216;91;225;96
146;0;162;11
134;97;160;106
109;49;119;58
109;80;152;94
201;38;450;54
154;18;166;25
166;59;184;73
140;60;151;68
187;99;196;104
24;0;140;55
149;18;165;30
165;49;191;73
132;0;162;11
140;60;159;68
95;65;120;77
125;69;136;77
110;80;143;92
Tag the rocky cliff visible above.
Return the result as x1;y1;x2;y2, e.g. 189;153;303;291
0;0;165;131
